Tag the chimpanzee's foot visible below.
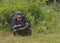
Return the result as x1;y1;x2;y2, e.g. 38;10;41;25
13;32;16;36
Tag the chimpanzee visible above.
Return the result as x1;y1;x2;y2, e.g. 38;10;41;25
12;11;31;36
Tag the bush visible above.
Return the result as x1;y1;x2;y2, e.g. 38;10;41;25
0;0;57;33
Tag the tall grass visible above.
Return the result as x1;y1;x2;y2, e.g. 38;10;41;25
0;0;58;33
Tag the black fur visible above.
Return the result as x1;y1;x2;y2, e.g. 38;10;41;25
12;11;31;36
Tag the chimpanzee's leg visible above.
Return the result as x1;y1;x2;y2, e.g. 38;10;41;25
16;29;26;36
25;27;32;36
13;29;18;36
16;30;22;35
13;31;16;36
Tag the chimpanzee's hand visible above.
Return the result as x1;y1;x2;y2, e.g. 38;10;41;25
25;23;29;26
13;29;17;32
17;24;21;27
13;25;18;29
19;28;25;30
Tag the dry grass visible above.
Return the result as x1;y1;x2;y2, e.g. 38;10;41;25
0;29;60;43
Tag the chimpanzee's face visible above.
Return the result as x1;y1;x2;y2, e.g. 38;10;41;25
16;14;22;21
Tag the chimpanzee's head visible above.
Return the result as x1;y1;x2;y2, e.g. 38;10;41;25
15;11;24;21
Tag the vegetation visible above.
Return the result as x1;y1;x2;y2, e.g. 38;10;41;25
0;0;60;43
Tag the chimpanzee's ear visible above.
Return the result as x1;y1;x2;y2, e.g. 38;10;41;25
13;17;16;20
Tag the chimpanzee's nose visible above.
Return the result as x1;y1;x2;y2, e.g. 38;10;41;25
18;17;21;19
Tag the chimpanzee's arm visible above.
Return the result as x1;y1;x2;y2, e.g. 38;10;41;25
24;16;31;27
21;16;31;29
12;17;20;29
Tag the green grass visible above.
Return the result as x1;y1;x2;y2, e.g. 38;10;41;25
0;0;60;43
0;29;60;43
0;13;60;43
